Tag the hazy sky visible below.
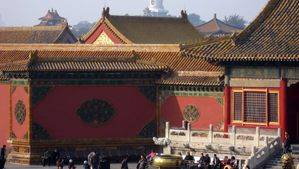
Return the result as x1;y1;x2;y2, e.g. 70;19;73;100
0;0;269;26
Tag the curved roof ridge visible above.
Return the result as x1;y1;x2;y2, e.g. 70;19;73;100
81;17;132;43
195;19;215;28
214;18;243;30
182;36;232;50
0;25;66;31
81;18;104;41
53;25;78;43
0;43;182;52
233;0;281;44
195;16;242;36
107;14;184;21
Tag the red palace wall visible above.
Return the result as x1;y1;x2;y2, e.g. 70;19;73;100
32;86;155;139
0;84;10;145
84;24;123;44
161;95;223;130
11;86;30;140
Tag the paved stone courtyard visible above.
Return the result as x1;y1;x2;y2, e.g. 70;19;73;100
5;163;138;169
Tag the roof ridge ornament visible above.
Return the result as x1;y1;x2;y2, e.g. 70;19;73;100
102;7;110;18
28;50;38;67
230;32;238;46
181;10;188;22
131;50;140;61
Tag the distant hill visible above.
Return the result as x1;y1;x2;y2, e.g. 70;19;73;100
188;13;205;26
71;21;95;38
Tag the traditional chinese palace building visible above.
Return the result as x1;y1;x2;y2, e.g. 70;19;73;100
1;0;298;164
0;25;77;44
37;9;67;26
195;14;242;37
185;0;299;141
82;8;201;44
0;44;223;164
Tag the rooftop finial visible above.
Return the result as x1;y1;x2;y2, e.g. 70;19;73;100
214;13;217;19
102;7;110;18
181;10;188;22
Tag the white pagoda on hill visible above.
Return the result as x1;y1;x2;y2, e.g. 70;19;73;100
144;0;168;17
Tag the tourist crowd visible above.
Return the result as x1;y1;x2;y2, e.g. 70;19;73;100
40;149;154;169
181;151;239;169
0;145;241;169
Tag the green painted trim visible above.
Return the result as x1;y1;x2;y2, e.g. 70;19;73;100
11;79;29;85
159;90;223;105
229;66;280;79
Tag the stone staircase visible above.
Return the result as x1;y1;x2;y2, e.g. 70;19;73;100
262;152;283;169
262;145;299;169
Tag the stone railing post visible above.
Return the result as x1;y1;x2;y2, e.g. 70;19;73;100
232;125;236;146
249;146;256;168
243;160;249;169
187;123;191;143
209;124;213;144
266;137;270;154
255;127;260;147
165;122;170;139
163;122;171;155
251;146;256;156
277;128;281;138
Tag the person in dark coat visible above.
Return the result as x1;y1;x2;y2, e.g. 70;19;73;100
198;153;205;169
83;160;90;169
0;145;6;169
212;154;221;169
0;145;5;160
54;149;61;163
284;132;292;153
136;155;147;169
121;156;129;169
184;152;195;161
56;158;64;169
204;154;211;168
68;159;76;169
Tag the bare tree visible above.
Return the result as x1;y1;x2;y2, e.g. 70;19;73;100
224;14;246;29
188;13;205;26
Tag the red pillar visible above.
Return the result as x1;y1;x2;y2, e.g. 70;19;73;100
280;79;287;142
224;86;231;132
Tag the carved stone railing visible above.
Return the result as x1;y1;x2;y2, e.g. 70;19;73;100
157;121;282;169
164;122;280;152
243;137;282;169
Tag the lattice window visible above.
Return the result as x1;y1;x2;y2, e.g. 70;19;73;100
233;92;242;121
268;93;278;122
244;92;267;123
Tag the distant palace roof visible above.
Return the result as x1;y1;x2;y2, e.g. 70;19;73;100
38;9;67;26
185;0;299;63
0;25;77;44
83;8;202;44
195;14;242;37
